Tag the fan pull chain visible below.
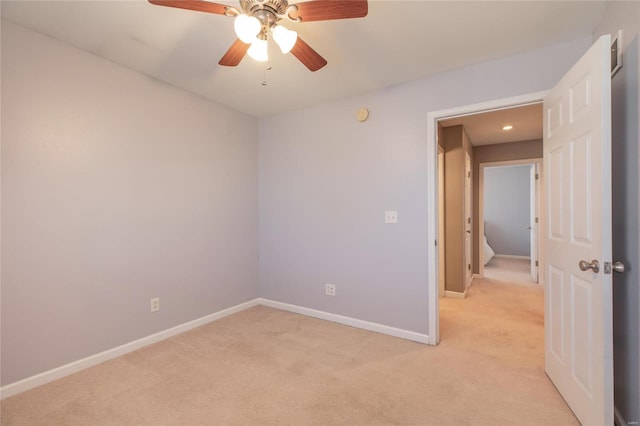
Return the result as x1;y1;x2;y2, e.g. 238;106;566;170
261;61;272;86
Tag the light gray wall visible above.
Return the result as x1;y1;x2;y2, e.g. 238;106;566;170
1;21;259;385
472;139;542;272
594;2;640;424
483;165;531;257
258;36;592;334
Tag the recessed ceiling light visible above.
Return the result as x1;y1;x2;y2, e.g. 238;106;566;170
502;125;513;131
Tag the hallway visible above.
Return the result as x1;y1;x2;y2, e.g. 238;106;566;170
483;257;538;285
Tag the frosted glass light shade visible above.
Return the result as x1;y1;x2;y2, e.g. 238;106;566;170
247;38;269;62
272;25;297;54
234;15;261;44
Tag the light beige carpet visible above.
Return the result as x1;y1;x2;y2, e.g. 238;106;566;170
484;257;537;286
1;279;578;426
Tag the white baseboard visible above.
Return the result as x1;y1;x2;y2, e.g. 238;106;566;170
469;274;479;288
1;298;430;399
452;270;545;294
445;274;478;299
494;254;531;260
0;299;261;400
258;298;430;344
445;290;467;299
614;406;630;426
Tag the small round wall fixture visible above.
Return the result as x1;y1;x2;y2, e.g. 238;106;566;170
356;107;369;122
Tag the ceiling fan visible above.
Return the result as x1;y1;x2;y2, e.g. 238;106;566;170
148;0;368;72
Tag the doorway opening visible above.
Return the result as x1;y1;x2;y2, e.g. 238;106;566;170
428;36;615;424
479;159;543;286
426;91;547;345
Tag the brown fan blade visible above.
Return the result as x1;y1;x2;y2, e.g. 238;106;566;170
292;0;367;22
148;0;228;15
219;39;250;66
290;37;327;72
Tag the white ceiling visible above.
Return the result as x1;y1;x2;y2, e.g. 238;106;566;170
1;0;608;118
440;103;543;146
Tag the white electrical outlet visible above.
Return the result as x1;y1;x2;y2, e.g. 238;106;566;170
385;211;398;224
150;297;160;313
325;284;336;296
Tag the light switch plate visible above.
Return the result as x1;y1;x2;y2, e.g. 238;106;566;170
385;211;398;224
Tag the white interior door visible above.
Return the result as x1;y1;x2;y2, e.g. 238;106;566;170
530;164;539;282
544;34;613;425
464;152;472;289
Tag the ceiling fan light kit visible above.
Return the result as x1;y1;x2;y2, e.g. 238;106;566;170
234;14;261;43
271;24;297;54
247;37;269;61
149;0;368;72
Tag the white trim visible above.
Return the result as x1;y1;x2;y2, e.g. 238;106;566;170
464;151;473;291
614;407;628;426
445;290;467;299
0;299;261;399
258;298;430;344
493;254;531;260
427;91;548;347
445;274;479;299
478;158;542;278
1;298;430;399
427;108;440;345
437;146;446;301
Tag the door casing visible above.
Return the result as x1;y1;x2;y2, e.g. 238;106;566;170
464;152;472;289
427;90;548;345
477;158;543;281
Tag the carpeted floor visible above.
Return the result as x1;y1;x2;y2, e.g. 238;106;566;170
1;276;578;425
484;256;537;285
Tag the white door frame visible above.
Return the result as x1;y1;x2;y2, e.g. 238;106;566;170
478;159;543;280
438;146;446;298
529;162;541;282
426;90;548;345
464;152;472;289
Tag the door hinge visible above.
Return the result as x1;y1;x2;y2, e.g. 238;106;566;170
535;260;539;266
535;217;539;224
468;171;471;178
468;264;471;270
535;173;539;180
435;239;438;247
467;217;471;224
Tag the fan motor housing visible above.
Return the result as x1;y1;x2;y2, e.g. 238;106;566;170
240;0;288;17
